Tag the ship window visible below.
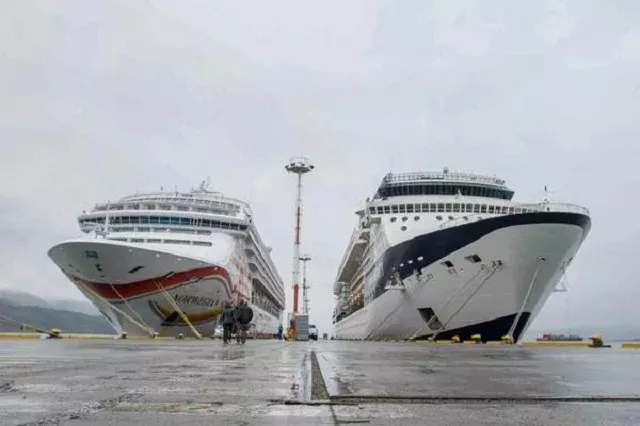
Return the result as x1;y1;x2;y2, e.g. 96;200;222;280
422;203;429;212
193;241;212;246
369;207;375;214
375;206;382;214
508;207;515;214
390;217;397;222
501;206;509;214
430;203;437;212
481;205;487;213
417;256;424;261
383;206;390;214
466;203;473;213
131;238;143;243
85;250;99;259
167;240;190;245
147;239;161;243
437;203;445;212
436;215;443;220
128;265;144;274
414;216;420;221
399;204;406;213
515;207;522;213
441;260;454;268
401;226;407;231
406;204;414;213
465;254;482;263
488;205;495;214
453;203;460;213
402;216;408;222
391;205;399;213
445;203;452;212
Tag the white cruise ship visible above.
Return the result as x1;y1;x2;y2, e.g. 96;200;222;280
48;181;285;338
332;168;591;342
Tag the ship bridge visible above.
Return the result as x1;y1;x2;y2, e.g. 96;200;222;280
374;168;515;201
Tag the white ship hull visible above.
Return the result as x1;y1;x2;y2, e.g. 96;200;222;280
333;212;590;342
48;237;281;338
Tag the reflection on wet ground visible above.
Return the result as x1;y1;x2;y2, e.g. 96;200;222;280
1;340;639;425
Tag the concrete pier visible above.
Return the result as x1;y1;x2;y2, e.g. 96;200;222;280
1;340;640;425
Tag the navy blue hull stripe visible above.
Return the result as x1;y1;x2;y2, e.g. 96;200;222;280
371;212;590;301
417;312;532;342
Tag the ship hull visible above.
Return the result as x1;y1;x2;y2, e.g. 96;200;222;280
48;239;281;337
333;212;590;342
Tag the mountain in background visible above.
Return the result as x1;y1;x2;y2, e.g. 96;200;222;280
0;288;99;315
0;289;114;334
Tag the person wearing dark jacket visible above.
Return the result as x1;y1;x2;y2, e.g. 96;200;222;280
221;301;235;345
235;300;254;344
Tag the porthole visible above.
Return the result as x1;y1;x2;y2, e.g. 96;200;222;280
401;226;407;231
414;216;420;221
402;216;408;222
417;256;424;261
390;217;397;222
436;215;443;221
448;216;454;221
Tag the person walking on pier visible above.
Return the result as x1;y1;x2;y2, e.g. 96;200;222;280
235;299;254;344
221;301;235;346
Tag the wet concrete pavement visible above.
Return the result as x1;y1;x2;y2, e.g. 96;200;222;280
1;339;639;425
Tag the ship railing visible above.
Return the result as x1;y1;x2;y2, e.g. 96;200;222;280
382;171;506;186
335;228;362;280
438;202;590;231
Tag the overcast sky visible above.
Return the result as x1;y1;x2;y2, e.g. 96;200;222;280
1;0;639;335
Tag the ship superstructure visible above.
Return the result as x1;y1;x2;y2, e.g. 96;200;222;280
48;181;285;337
332;168;590;342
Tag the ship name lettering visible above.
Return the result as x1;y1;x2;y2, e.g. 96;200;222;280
173;294;220;308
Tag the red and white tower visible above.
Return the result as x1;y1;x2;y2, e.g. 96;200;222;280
285;157;314;319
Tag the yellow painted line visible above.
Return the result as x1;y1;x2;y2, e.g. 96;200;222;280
59;334;117;340
621;342;640;349
0;333;43;340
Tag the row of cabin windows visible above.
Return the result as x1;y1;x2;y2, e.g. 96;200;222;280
368;203;538;216
107;227;213;235
251;283;281;317
80;215;247;231
96;201;240;215
377;184;513;200
109;238;212;246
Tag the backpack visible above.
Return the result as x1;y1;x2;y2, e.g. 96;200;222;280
239;305;254;324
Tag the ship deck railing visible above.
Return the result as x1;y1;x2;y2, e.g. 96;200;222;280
438;202;590;231
382;171;506;186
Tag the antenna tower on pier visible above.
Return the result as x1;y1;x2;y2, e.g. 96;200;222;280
300;254;311;315
285;157;314;321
